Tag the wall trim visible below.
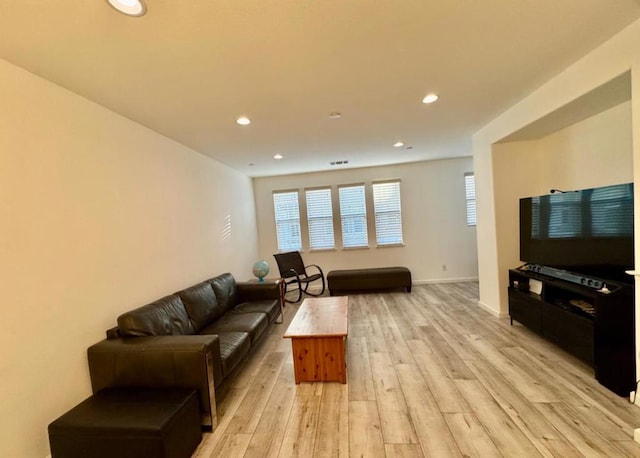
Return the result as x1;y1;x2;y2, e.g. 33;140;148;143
477;300;507;318
413;277;479;285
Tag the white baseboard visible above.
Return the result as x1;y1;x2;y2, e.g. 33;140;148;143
476;300;508;318
413;277;479;285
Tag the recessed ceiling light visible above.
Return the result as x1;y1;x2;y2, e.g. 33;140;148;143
236;116;251;125
422;93;439;104
393;141;405;148
107;0;146;16
328;112;342;119
274;154;283;160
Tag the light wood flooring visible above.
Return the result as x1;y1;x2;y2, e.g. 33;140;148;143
193;283;640;457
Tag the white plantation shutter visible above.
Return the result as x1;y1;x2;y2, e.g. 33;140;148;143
465;172;477;226
372;180;403;245
305;188;335;250
273;191;302;251
339;184;368;248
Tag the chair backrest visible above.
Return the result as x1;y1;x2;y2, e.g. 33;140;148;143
273;251;307;279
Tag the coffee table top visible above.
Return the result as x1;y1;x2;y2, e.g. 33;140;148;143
283;296;348;338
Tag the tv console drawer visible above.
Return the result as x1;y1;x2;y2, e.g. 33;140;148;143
542;302;594;364
508;288;542;333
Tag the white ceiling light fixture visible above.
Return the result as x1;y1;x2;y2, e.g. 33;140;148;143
274;154;283;160
236;116;251;125
107;0;147;17
328;112;342;119
393;141;405;148
422;93;439;104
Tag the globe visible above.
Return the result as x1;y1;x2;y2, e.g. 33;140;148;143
252;260;270;282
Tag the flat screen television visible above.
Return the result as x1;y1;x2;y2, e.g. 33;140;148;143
520;182;634;281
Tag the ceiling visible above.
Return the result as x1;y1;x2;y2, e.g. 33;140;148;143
1;1;639;178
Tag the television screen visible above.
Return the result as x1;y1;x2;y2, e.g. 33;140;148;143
520;183;634;278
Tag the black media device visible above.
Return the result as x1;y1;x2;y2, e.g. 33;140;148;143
519;182;634;282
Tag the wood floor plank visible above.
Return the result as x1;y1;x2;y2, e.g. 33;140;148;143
243;360;297;458
395;363;463;457
455;379;543;457
443;412;501;458
313;383;349;458
407;339;470;413
348;400;385;458
369;352;419;444
278;395;321;457
346;336;376;401
534;401;635;457
421;327;476;380
384;444;425;457
464;335;560;403
369;296;416;364
206;433;251;458
225;351;288;434
465;358;582;457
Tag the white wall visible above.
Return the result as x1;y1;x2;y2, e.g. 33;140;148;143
0;59;259;458
490;101;633;314
253;157;478;283
473;17;640;317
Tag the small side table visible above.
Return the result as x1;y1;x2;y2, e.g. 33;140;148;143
248;277;285;324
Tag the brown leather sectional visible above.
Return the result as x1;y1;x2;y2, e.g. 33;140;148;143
87;272;281;429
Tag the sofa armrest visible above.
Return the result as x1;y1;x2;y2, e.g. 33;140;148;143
87;334;221;428
237;280;281;302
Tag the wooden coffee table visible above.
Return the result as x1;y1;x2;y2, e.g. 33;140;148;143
283;296;348;384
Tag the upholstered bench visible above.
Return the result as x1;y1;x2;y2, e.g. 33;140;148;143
48;387;201;458
327;267;412;295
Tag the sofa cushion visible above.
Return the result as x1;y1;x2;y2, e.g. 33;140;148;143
209;273;239;313
233;300;280;323
177;281;224;332
117;295;195;337
199;312;268;344
216;332;251;380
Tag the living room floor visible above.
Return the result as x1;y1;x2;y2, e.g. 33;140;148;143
193;283;640;457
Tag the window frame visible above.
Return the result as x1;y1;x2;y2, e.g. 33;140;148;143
338;183;369;249
464;172;477;227
372;180;404;246
272;189;302;252
304;186;336;251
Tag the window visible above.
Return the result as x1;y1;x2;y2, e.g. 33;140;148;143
339;184;368;248
305;188;335;250
372;180;403;245
273;191;301;251
465;172;477;226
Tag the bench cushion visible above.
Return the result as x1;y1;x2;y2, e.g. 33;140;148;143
327;267;411;294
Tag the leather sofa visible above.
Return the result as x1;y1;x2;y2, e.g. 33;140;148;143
87;273;282;429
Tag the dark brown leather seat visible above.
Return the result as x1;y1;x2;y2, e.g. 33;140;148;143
327;267;412;295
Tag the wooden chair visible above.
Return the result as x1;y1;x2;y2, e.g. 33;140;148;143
273;251;325;303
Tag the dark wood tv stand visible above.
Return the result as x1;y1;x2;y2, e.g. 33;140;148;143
508;267;635;396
